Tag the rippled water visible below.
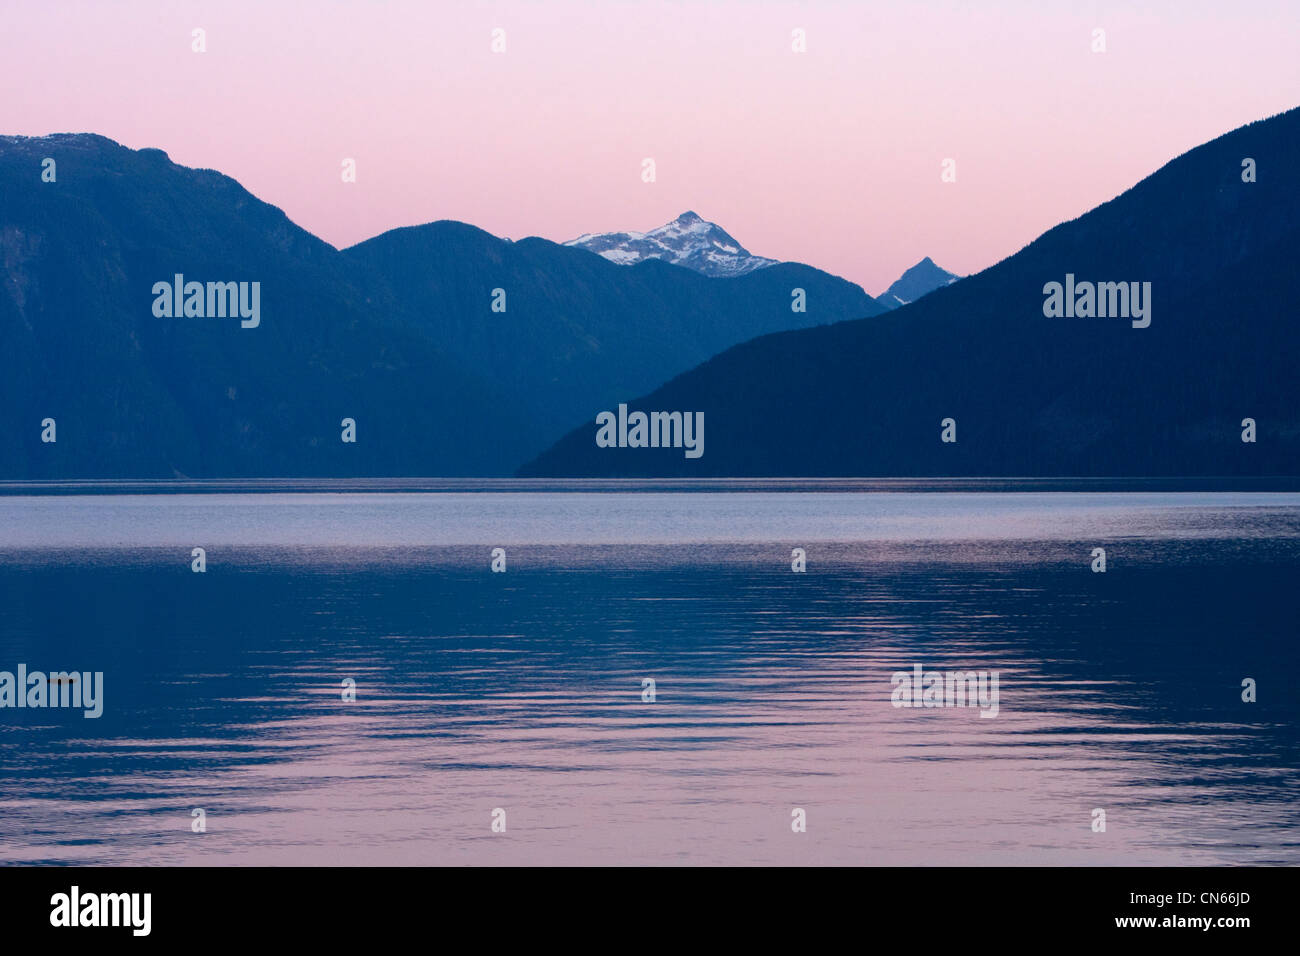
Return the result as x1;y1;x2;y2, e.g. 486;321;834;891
0;488;1297;864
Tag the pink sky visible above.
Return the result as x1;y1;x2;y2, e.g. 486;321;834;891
3;0;1297;293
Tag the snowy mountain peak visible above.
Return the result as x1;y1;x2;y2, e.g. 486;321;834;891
565;212;778;278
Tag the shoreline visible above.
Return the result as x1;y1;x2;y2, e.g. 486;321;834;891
2;476;1300;496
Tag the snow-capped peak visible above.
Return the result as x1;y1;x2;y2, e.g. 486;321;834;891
564;212;778;278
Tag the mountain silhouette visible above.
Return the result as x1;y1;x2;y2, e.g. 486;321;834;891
522;107;1300;478
876;257;959;309
0;134;532;478
344;220;884;443
0;135;883;478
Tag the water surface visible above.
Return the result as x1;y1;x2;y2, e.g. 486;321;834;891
0;488;1296;864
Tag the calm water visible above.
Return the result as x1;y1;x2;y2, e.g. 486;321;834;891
0;487;1297;865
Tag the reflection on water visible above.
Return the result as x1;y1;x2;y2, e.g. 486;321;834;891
0;491;1297;864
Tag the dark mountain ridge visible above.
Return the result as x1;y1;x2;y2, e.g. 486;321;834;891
343;220;884;441
0;133;882;478
0;134;533;478
522;107;1300;478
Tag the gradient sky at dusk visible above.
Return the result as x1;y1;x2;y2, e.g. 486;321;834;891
3;0;1297;292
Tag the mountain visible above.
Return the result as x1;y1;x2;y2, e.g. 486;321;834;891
564;211;778;277
875;257;959;309
342;223;883;443
0;135;885;479
521;107;1300;478
0;134;533;479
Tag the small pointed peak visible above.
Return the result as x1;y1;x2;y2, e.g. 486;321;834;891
676;210;704;223
917;256;936;267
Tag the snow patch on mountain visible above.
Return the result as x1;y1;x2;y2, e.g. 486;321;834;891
876;257;960;309
565;211;778;278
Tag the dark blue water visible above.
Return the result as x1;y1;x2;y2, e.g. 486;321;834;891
0;488;1296;864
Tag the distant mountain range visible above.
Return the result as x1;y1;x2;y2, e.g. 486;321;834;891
344;221;883;444
0;138;883;478
523;106;1300;478
875;257;960;309
565;211;778;277
566;212;959;306
6;107;1295;482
